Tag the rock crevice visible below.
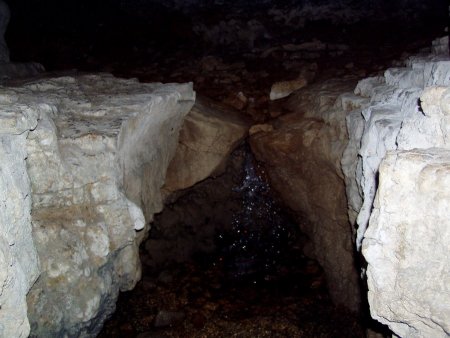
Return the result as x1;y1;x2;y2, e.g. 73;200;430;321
249;36;450;335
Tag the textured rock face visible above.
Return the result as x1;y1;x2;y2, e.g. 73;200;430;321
250;36;450;329
0;89;40;337
250;77;362;311
342;36;450;337
343;36;450;249
0;74;194;337
363;149;450;338
163;96;250;196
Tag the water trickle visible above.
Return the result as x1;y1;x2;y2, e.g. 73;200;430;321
217;146;298;282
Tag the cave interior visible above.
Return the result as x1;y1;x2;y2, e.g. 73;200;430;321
3;0;448;337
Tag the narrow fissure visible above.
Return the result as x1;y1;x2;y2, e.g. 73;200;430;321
99;145;365;337
1;0;447;337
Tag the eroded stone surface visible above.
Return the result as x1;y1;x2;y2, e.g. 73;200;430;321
363;149;450;338
342;36;450;249
342;36;450;337
250;76;362;311
0;95;40;337
163;96;250;196
0;73;194;337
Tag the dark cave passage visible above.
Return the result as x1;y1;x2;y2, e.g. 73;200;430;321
98;145;366;338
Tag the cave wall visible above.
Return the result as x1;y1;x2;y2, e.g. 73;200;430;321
162;95;250;197
0;0;447;335
0;87;40;338
0;74;194;337
349;37;450;337
249;35;449;335
250;77;363;311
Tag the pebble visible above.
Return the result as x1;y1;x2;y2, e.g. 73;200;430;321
154;310;185;328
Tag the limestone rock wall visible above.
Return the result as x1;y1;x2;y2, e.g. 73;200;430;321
342;36;450;336
343;36;450;250
249;36;450;332
0;74;194;337
0;88;40;337
364;148;450;338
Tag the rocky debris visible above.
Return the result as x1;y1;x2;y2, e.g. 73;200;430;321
194;18;271;50
0;73;194;337
269;77;308;100
223;91;248;111
100;249;364;337
250;76;362;312
154;310;186;328
162;96;250;196
249;123;273;135
363;149;450;338
268;61;317;101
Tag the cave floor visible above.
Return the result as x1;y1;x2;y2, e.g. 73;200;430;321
99;248;364;338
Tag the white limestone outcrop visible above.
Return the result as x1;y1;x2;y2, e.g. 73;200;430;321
342;36;450;337
0;87;40;337
363;148;450;338
249;35;449;335
343;36;450;250
0;74;194;337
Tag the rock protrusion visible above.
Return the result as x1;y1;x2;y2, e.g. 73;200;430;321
250;76;361;312
162;96;250;196
0;74;194;337
363;149;450;338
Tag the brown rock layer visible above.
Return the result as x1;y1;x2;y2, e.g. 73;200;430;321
250;78;361;311
163;96;251;196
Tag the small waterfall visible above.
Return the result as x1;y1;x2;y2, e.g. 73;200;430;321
217;146;299;282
